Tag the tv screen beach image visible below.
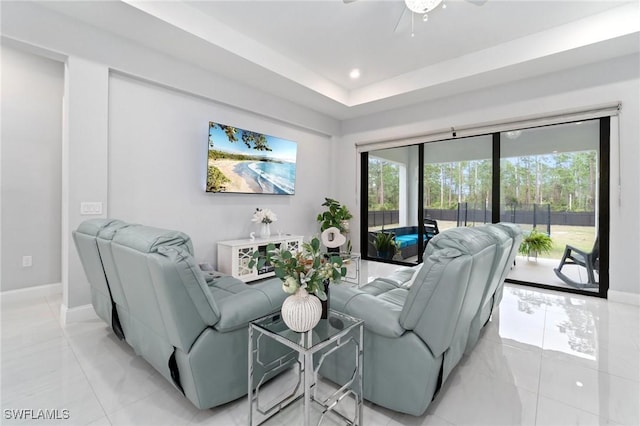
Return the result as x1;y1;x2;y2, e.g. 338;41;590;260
207;122;297;194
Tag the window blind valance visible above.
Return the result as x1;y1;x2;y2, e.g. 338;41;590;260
356;102;621;154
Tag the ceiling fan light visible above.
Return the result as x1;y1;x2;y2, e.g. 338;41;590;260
405;0;443;14
505;130;522;139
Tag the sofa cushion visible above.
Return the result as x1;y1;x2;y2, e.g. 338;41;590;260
156;246;221;325
213;278;288;332
359;279;398;296
113;225;193;255
72;219;128;326
378;288;409;307
399;248;472;357
395;234;418;249
376;267;418;288
330;286;406;338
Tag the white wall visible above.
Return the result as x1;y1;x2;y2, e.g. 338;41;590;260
336;53;640;297
0;2;338;311
1;46;63;291
108;74;333;265
62;57;110;309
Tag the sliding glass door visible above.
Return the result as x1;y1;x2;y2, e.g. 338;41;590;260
500;120;606;295
360;117;609;297
364;145;421;265
423;135;493;234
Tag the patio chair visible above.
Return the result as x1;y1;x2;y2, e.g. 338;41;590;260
553;236;599;288
424;218;440;242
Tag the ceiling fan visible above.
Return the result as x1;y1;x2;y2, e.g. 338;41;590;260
344;0;488;35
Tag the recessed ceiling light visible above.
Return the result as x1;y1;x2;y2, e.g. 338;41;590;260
349;69;361;79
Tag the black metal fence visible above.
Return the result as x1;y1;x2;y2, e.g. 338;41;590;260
370;203;595;234
368;210;400;228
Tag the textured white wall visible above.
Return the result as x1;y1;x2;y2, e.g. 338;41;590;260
1;46;63;291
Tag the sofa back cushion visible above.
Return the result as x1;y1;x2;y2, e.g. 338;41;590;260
473;225;513;307
147;245;221;351
95;221;136;311
413;227;497;380
465;224;513;352
72;219;127;324
110;225;210;354
399;247;472;357
492;223;523;285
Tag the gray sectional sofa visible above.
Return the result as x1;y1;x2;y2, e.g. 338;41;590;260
73;219;289;409
74;219;520;416
320;223;522;416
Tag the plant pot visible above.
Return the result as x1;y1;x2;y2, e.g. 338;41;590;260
377;250;393;260
281;288;322;332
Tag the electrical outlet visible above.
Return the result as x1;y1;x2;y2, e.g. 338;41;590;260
22;256;32;267
80;202;103;215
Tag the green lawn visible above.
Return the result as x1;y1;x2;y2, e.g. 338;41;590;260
541;225;596;259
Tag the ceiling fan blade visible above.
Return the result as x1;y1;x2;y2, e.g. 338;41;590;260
393;6;408;33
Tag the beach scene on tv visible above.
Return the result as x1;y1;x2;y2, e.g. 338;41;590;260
207;122;297;194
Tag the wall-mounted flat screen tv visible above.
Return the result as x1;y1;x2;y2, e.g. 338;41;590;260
206;122;297;195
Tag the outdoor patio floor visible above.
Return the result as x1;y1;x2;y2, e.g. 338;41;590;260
508;256;599;293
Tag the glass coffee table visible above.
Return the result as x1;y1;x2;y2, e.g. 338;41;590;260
248;310;364;426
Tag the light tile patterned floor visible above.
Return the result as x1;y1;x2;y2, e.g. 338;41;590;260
2;262;639;425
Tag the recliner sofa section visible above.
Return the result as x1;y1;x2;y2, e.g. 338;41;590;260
73;219;289;409
320;223;519;416
73;219;131;341
422;223;522;355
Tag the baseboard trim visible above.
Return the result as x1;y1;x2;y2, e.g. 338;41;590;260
0;282;62;302
60;303;98;325
608;290;640;306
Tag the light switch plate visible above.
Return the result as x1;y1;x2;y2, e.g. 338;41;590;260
80;202;103;215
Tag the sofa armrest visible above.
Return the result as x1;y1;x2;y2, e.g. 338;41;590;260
331;286;405;338
376;267;419;288
214;288;286;333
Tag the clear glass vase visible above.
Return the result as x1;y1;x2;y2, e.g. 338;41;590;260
260;223;271;239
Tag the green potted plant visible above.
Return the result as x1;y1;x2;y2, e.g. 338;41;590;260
248;238;346;329
519;228;553;260
316;198;353;233
373;231;398;260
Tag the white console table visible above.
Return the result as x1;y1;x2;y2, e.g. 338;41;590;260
217;235;304;282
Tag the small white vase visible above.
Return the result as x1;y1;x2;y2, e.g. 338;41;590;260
281;288;322;332
260;223;271;239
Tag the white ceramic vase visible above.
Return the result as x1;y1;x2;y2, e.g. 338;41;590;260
260;223;271;239
281;288;322;332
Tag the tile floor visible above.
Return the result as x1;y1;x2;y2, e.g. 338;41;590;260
2;262;639;425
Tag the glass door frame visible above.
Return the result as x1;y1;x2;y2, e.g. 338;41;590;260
501;117;609;298
360;144;426;267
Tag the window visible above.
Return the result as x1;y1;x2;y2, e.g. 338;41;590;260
360;118;609;298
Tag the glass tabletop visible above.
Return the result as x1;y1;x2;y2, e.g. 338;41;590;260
252;310;362;350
